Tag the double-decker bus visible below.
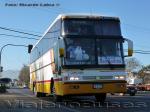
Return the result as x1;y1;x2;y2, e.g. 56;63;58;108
29;14;133;102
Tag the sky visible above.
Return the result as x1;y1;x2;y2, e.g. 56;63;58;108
0;0;150;72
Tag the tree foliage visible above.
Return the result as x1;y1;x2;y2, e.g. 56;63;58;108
138;65;150;84
125;58;150;84
19;65;30;85
125;57;142;72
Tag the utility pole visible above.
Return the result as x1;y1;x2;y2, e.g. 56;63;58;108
0;44;32;73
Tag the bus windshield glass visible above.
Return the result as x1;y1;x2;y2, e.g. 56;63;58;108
97;39;123;65
64;38;96;65
63;19;121;36
64;38;124;66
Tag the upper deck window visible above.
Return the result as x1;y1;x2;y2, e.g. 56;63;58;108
63;18;121;36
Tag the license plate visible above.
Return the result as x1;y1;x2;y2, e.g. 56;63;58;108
93;84;103;89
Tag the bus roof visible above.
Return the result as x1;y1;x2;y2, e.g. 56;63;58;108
59;13;119;20
31;13;120;51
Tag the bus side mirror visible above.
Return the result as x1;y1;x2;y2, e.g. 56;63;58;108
59;48;64;57
28;45;33;53
124;38;133;57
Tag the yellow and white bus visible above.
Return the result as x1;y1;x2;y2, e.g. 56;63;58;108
29;14;133;102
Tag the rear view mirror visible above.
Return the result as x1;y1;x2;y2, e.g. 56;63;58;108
124;38;133;57
59;48;64;57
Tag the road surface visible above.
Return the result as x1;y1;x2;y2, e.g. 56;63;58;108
0;88;149;112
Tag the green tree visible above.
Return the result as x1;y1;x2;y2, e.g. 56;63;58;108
19;65;30;85
125;57;142;72
138;65;150;84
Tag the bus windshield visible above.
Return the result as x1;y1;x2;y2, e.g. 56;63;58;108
64;38;96;65
64;38;124;66
97;39;123;65
63;19;121;36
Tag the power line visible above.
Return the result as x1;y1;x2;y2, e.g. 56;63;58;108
0;25;43;35
0;26;42;37
0;33;59;41
0;26;60;38
0;33;38;40
125;49;150;54
8;27;43;35
134;51;150;54
125;49;150;52
134;50;150;52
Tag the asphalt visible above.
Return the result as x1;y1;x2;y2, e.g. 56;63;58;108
0;88;149;112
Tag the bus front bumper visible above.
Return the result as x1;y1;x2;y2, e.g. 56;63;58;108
60;80;126;96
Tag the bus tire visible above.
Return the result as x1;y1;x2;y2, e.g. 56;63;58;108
52;86;62;102
53;94;62;102
41;93;46;97
50;78;54;94
50;78;62;102
33;87;41;97
95;93;106;104
130;93;135;96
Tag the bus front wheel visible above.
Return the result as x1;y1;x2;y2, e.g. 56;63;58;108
50;79;62;102
33;87;41;97
53;94;62;102
51;86;62;102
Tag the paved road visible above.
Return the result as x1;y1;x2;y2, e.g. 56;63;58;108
0;89;150;112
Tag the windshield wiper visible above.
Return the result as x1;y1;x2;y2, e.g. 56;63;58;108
99;44;114;70
102;53;114;70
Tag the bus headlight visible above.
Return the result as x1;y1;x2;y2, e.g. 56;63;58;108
119;76;125;80
70;76;80;80
115;76;119;79
115;76;125;80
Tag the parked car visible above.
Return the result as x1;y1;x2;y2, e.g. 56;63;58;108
0;83;6;93
126;84;137;96
137;83;146;91
145;84;150;91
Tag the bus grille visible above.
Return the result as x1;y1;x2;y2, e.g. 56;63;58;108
82;76;113;80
